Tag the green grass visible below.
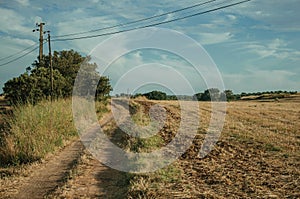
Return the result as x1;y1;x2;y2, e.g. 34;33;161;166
0;98;78;166
127;101;164;153
123;100;183;198
265;143;281;152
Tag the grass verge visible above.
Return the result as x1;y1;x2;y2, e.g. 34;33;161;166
0;98;77;166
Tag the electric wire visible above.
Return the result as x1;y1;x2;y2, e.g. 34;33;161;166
0;41;47;67
0;0;251;67
0;43;37;62
52;0;218;39
53;0;251;42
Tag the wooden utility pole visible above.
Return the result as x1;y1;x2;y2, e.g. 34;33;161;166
33;22;45;64
33;23;54;101
47;32;53;101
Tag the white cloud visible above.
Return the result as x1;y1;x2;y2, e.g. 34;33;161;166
32;16;43;25
238;38;300;60
164;13;175;22
53;15;120;54
198;32;233;45
227;14;237;21
15;0;29;7
0;36;36;56
228;0;300;31
0;8;30;34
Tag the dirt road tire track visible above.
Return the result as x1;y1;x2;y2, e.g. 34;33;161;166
13;140;84;199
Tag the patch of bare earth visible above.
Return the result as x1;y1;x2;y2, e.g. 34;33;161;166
48;106;132;198
0;140;84;199
49;150;130;199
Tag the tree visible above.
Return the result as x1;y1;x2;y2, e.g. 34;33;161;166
52;50;85;96
198;88;220;101
194;93;203;101
3;50;112;104
143;90;167;100
72;60;112;100
3;67;66;104
222;90;235;101
194;88;223;101
3;73;33;104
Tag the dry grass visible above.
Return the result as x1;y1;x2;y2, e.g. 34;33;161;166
0;98;109;166
0;98;77;166
126;99;300;198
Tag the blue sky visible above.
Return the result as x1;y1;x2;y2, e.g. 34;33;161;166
0;0;299;94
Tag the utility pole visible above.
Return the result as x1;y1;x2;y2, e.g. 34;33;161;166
45;31;53;101
33;23;54;101
33;22;45;64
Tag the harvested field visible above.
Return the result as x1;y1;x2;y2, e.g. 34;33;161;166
125;99;300;198
0;98;299;198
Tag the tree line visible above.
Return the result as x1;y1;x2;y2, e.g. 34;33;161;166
130;89;298;101
131;89;232;101
3;50;112;104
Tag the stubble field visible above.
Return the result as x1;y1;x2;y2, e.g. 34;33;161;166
0;96;299;198
124;98;300;198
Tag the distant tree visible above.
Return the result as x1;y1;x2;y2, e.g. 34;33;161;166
201;88;220;101
194;88;224;101
132;93;143;98
241;92;247;97
220;92;227;101
96;76;112;100
223;90;235;101
194;93;203;101
202;89;210;101
144;90;167;100
166;95;178;100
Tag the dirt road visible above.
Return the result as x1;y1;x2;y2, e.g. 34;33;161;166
0;102;130;199
0;140;83;198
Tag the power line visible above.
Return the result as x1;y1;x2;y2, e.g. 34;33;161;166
0;43;37;62
52;0;218;39
0;41;47;67
0;0;251;67
53;0;251;42
0;45;38;67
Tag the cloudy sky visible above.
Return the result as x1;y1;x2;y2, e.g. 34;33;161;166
0;0;299;94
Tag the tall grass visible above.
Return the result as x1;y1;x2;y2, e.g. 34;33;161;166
0;98;77;166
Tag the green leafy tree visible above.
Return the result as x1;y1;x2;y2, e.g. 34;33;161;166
201;88;220;101
195;88;221;101
221;90;235;101
73;61;112;100
143;90;167;100
3;50;112;104
3;67;66;104
3;73;33;104
194;93;203;101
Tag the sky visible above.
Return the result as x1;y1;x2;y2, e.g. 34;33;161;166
0;0;299;95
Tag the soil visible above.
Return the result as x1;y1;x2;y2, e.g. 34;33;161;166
0;140;84;199
49;151;130;199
